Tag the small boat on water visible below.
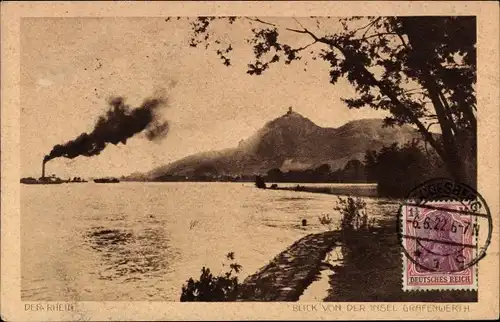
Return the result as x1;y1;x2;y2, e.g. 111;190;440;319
20;177;65;185
93;177;120;183
68;177;88;183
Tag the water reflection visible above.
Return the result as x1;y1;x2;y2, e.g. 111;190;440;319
22;182;385;301
84;226;172;281
273;197;316;202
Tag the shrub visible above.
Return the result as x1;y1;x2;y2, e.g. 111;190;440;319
254;176;267;189
333;196;377;261
180;252;242;302
294;185;305;191
318;213;334;230
334;196;373;232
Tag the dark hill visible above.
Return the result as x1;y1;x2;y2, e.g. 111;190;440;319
133;110;423;180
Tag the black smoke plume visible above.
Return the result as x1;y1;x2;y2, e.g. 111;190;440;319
44;96;169;163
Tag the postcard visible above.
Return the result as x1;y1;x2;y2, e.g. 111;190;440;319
1;1;498;321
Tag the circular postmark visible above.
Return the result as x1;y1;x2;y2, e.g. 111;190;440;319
398;178;492;273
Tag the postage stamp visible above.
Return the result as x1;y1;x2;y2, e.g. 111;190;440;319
399;179;492;291
401;201;477;290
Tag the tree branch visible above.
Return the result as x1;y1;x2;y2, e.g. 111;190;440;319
281;25;444;158
293;17;307;30
437;90;460;135
244;17;276;27
423;122;440;158
391;26;410;51
285;27;308;34
285;26;320;42
358;32;398;41
396;33;409;48
294;41;318;52
336;48;447;160
360;17;382;38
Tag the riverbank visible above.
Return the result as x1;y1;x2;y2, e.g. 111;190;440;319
236;231;341;301
267;184;378;198
236;217;477;302
324;218;477;302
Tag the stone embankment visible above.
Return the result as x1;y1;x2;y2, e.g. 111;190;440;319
236;231;340;301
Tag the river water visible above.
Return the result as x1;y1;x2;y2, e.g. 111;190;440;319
21;182;390;301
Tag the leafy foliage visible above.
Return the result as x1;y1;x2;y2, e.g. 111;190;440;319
180;252;242;302
364;140;448;197
181;16;476;186
334;196;375;233
318;213;333;230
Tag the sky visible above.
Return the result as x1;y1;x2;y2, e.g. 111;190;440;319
20;17;389;178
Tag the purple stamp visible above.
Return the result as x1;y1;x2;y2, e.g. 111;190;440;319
398;179;492;291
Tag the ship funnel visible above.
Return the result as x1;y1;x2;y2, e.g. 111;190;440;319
42;161;45;178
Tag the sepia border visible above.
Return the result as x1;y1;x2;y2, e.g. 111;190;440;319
2;1;499;321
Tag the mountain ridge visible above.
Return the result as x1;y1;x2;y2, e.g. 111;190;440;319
129;111;424;180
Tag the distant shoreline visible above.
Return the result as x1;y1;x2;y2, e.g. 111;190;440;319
263;184;379;198
122;179;376;185
20;179;380;198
